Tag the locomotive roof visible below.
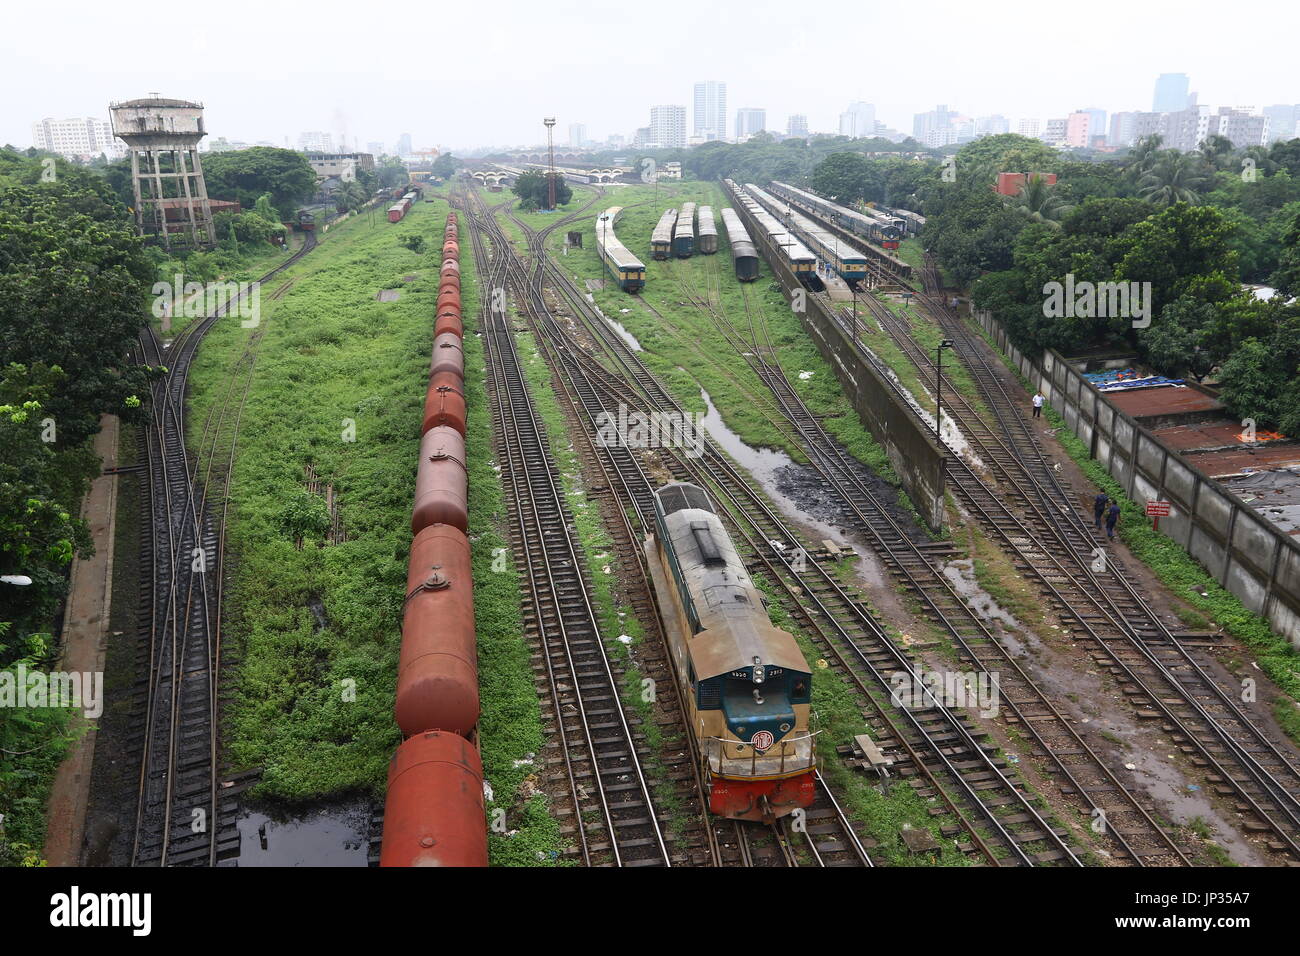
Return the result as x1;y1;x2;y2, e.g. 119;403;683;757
656;485;808;680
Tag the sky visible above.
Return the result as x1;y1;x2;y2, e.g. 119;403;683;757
3;0;1297;154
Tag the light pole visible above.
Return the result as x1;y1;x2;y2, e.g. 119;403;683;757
934;339;953;439
543;117;557;211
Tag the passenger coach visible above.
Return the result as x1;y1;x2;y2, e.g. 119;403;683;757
651;208;677;260
596;206;646;292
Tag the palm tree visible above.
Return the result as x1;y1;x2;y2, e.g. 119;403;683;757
1006;173;1072;228
1125;134;1165;181
1197;133;1235;171
1138;150;1212;206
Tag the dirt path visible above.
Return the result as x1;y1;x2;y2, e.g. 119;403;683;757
43;415;119;866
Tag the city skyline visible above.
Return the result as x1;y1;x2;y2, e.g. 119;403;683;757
4;0;1298;154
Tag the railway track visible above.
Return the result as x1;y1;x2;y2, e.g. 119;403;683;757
130;232;316;866
487;191;1139;866
656;251;1197;864
471;188;877;866
855;279;1300;862
462;190;675;867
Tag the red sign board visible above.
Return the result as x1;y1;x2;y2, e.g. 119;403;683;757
1145;501;1171;517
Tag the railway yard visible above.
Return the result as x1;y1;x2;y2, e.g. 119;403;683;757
16;172;1300;884
53;171;1288;874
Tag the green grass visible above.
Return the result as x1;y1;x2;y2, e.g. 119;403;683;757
181;197;561;863
528;180;897;481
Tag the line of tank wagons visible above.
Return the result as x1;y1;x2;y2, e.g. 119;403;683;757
378;211;491;868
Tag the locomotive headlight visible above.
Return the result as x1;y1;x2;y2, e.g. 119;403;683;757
752;656;764;685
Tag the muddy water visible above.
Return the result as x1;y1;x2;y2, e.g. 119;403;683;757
236;797;373;866
698;388;919;602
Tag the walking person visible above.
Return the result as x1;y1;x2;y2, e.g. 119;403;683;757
1032;391;1045;418
1093;491;1109;531
1105;500;1121;540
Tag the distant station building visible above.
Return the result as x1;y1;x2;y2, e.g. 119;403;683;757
110;97;216;248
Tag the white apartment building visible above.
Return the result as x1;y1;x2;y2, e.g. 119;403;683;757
32;116;122;160
650;105;687;148
693;81;727;139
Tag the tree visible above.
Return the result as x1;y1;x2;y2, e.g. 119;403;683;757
0;176;160;447
1197;134;1236;171
1124;135;1165;181
1112;203;1239;317
201;147;316;219
431;154;460;179
1139;297;1217;379
811;152;875;204
512;169;571;209
1218;337;1278;425
1138;150;1212;206
1005;173;1073;228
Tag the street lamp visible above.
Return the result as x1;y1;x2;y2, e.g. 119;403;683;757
934;339;954;439
1;575;32;586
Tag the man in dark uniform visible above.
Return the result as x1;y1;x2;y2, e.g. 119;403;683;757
1105;500;1121;540
1093;491;1109;530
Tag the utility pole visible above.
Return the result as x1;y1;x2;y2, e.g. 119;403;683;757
543;117;557;211
934;339;953;438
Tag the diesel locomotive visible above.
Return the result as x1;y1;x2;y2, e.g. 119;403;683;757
646;482;817;822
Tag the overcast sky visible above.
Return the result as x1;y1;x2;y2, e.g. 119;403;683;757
3;0;1296;153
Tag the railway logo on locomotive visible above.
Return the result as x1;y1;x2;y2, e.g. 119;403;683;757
750;730;775;751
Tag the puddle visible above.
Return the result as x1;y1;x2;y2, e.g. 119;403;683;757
942;558;1023;634
698;388;916;596
236;797;373;866
584;293;643;351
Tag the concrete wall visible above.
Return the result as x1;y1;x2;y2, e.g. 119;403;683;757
975;309;1300;648
730;194;948;530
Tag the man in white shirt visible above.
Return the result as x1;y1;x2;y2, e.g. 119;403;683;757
1032;392;1044;418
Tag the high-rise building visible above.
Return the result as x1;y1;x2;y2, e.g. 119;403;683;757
1153;73;1191;113
1214;107;1269;148
1065;112;1091;148
366;140;386;157
1108;113;1138;148
735;108;767;139
1017;118;1040;139
1263;104;1300;143
787;114;809;138
649;105;686;148
32;116;122;160
839;101;877;139
298;131;334;153
1041;118;1068;145
397;132;413;156
1080;108;1107;145
976;115;1010;137
913;105;957;146
693;81;727;139
568;123;587;148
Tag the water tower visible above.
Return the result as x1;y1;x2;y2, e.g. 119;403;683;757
110;97;216;249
